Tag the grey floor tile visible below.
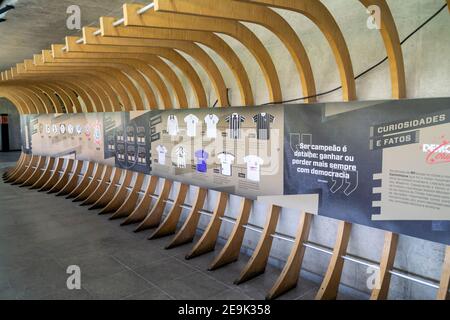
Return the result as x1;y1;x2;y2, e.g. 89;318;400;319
158;271;230;300
133;257;198;286
124;287;172;300
83;270;152;300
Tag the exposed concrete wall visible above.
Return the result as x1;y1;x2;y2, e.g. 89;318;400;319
0;98;21;151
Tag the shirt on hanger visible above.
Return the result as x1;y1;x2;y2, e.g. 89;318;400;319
184;114;200;137
156;145;168;165
204;114;219;138
195;150;209;173
175;146;187;168
243;155;264;182
253;113;275;140
225;113;245;139
167;115;179;136
217;152;235;177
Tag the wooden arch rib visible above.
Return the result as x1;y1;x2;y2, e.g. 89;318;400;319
154;0;316;102
236;0;356;101
12;79;54;113
52;44;132;111
61;37;183;109
359;0;406;98
8;82;47;114
38;83;75;113
83;25;226;108
0;89;28;114
40;52;157;110
0;86;36;113
48;49;135;111
64;38;207;109
17;61;115;113
59;41;177;109
23;62;130;112
8;83;51;113
100;16;253;106
123;4;275;104
41;47;156;110
53;56;160;109
42;81;83;113
18;69;107;113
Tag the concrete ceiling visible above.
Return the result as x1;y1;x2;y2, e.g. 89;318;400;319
0;0;148;71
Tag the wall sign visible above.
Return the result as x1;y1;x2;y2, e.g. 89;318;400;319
284;98;450;245
20;98;450;244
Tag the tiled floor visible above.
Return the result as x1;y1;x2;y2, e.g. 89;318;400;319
0;152;344;300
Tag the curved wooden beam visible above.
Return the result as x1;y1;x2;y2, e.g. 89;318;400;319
98;169;134;215
11;155;40;185
234;205;281;284
370;232;398;300
164;187;208;249
266;212;313;300
89;167;122;210
19;156;47;187
109;172;146;219
80;166;115;205
315;221;352;300
65;161;95;198
66;35;206;109
124;3;282;104
359;0;406;98
235;0;356;101
437;246;450;300
209;198;252;271
121;176;159;225
38;157;65;192
30;157;57;189
148;183;190;239
155;0;316;102
99;16;252;106
56;160;84;196
47;159;75;194
134;179;173;232
83;26;224;107
186;192;228;259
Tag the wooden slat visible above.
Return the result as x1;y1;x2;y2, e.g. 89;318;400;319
148;183;189;239
47;159;75;194
20;156;47;187
89;167;122;210
164;188;208;248
77;165;109;203
266;212;313;300
39;157;65;192
234;205;281;285
56;160;84;196
134;179;173;232
437;246;450;300
315;221;352;300
65;162;95;198
370;232;398;300
98;169;134;214
186;192;228;259
30;157;56;190
109;173;147;220
209;198;252;271
122;176;159;225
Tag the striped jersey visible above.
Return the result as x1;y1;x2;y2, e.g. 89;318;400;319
225;113;245;139
253;113;274;140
